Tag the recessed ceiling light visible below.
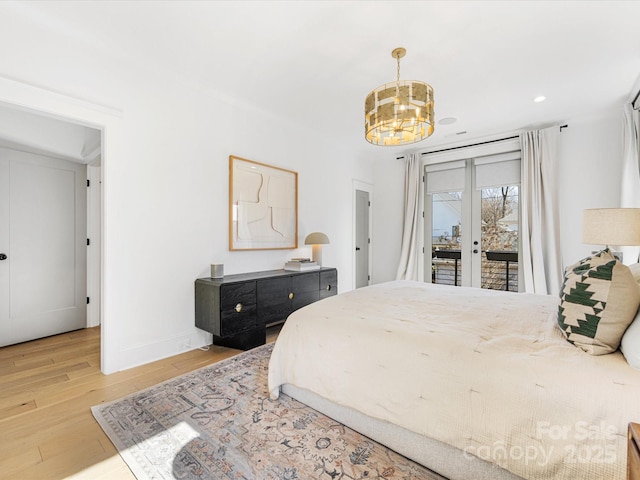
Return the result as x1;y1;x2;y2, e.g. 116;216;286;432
534;96;546;103
438;117;457;125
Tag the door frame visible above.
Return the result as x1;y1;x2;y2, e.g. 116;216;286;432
0;75;122;374
352;180;373;290
87;162;102;328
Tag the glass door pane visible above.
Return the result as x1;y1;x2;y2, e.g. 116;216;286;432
425;155;520;291
431;191;463;286
480;186;519;291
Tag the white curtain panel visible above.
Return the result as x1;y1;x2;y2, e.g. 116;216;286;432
396;153;422;281
621;103;640;264
520;128;563;295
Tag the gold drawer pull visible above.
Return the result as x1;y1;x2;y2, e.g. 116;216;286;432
235;303;243;313
288;292;294;300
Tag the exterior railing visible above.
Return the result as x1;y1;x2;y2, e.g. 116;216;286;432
484;250;518;292
432;249;461;286
432;249;518;291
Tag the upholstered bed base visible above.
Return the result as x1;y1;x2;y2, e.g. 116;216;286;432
282;384;523;480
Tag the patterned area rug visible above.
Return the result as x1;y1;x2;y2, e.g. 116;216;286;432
92;344;444;480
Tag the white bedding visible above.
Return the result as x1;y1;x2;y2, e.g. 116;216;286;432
268;280;640;480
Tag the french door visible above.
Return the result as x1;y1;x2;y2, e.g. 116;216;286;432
424;152;521;291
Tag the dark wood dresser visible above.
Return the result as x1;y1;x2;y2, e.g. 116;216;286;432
630;423;640;480
195;267;337;350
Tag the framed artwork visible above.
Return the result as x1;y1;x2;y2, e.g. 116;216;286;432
229;155;298;250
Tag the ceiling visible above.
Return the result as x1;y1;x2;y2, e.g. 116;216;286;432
6;1;640;160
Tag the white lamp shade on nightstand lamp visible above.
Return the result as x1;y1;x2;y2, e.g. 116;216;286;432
304;232;330;266
582;208;640;247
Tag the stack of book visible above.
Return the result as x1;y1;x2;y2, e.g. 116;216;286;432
284;258;320;271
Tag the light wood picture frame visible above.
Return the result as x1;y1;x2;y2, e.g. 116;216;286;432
229;155;298;250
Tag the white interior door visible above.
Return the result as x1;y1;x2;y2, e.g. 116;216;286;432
355;189;370;288
0;148;87;347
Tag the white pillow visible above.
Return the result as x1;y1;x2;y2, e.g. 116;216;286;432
621;307;640;370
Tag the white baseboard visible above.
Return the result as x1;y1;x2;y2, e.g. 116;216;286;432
116;328;214;372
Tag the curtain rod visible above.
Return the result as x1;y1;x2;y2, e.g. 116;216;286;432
419;135;519;156
396;124;568;160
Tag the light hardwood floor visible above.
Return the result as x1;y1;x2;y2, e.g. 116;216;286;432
0;327;278;479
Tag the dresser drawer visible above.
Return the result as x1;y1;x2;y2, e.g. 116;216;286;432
220;303;258;337
257;277;291;325
295;272;320;293
219;283;256;337
219;282;256;311
320;269;338;299
292;290;320;311
292;272;320;310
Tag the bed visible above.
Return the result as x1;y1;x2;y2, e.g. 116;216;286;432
267;280;640;480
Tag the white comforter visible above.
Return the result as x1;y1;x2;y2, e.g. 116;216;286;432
268;280;640;480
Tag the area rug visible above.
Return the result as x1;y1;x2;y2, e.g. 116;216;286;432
92;343;444;480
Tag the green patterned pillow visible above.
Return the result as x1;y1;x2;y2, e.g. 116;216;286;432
558;249;640;355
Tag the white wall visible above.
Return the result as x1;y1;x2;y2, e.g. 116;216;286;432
371;156;405;284
557;107;625;267
0;9;373;371
372;107;627;284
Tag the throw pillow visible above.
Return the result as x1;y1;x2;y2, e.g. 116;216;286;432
557;249;640;355
621;307;640;370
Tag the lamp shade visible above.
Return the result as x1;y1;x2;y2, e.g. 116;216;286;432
582;208;640;246
304;232;330;245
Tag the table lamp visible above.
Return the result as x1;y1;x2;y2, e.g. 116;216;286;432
582;208;640;261
304;232;330;266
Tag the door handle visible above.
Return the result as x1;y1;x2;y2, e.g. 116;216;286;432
0;253;6;261
356;247;361;251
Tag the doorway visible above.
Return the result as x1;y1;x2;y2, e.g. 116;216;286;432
0;102;103;348
0;75;120;373
424;152;521;291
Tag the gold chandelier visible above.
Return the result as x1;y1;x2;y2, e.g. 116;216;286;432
365;47;434;146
